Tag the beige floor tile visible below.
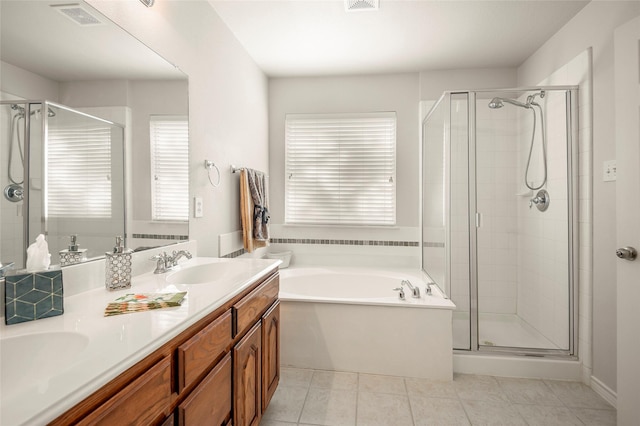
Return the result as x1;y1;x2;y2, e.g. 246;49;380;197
358;373;407;395
461;399;527;426
496;377;564;406
259;420;297;426
280;367;314;388
453;374;510;403
311;370;359;391
543;380;614;410
405;377;458;399
262;385;308;423
571;407;617;426
299;388;357;426
356;392;414;426
514;404;583;426
410;394;470;426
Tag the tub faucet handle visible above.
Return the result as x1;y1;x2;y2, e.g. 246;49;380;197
393;287;406;300
401;279;420;298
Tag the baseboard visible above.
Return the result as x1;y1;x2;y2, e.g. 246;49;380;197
590;375;617;408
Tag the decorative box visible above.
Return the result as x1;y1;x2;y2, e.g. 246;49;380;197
4;270;64;325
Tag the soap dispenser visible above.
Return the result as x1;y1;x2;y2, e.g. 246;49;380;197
105;236;133;291
59;234;88;266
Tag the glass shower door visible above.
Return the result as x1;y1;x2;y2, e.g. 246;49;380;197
474;89;574;352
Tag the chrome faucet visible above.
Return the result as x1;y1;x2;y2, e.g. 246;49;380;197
150;250;192;274
401;279;421;298
169;250;192;267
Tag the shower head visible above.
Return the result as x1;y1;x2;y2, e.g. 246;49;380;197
488;97;530;109
488;98;503;109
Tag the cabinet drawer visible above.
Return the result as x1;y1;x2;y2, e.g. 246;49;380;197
233;274;279;337
77;356;173;426
178;353;232;426
178;309;232;392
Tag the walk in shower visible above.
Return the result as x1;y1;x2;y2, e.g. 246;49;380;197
1;101;125;270
422;87;578;356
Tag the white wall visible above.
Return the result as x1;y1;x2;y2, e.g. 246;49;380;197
267;73;421;267
87;0;269;258
419;68;517;101
518;0;640;395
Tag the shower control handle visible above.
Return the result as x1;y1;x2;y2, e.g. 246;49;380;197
616;247;637;261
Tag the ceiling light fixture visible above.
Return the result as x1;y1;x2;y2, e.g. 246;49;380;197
345;0;379;12
139;0;155;7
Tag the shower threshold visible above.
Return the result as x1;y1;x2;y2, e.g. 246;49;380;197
453;311;561;350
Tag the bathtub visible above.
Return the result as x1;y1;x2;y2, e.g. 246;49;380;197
278;267;456;380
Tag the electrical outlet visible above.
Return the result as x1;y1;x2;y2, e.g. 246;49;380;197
603;160;617;182
194;196;203;218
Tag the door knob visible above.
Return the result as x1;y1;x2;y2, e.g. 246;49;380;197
616;247;637;261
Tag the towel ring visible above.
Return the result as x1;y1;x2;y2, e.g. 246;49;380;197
204;160;221;187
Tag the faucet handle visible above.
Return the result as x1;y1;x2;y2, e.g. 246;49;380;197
392;287;406;300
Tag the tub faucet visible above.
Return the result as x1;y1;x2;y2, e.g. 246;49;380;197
402;279;420;298
393;286;406;300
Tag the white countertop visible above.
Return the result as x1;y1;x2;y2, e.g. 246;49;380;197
0;256;279;426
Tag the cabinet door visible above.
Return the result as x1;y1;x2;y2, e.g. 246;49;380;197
178;309;232;392
178;353;232;426
261;301;280;412
76;356;173;426
233;322;262;426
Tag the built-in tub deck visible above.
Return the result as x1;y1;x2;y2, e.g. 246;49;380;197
279;266;455;380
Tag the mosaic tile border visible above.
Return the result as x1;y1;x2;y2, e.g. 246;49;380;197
131;233;189;241
270;238;419;247
222;248;247;259
423;242;445;248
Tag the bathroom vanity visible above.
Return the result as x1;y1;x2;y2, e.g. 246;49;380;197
0;253;280;426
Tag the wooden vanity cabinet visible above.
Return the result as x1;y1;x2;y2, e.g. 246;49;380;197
262;301;280;411
49;270;280;426
233;322;263;426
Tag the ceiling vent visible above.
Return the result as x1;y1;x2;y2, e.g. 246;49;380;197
345;0;379;12
51;4;104;26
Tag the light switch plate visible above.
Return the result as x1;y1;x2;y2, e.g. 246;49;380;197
194;196;203;218
603;160;617;182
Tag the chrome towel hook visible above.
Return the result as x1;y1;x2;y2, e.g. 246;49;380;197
204;160;221;187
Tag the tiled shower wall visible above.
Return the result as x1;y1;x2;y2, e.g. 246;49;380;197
517;50;591;358
475;101;519;315
516;90;571;349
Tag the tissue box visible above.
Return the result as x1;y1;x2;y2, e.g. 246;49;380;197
4;270;64;325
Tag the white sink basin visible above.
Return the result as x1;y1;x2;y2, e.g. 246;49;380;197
166;261;246;285
1;332;89;393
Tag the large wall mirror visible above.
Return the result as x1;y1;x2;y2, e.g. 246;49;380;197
0;0;189;270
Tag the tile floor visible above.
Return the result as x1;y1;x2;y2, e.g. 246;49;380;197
261;368;615;426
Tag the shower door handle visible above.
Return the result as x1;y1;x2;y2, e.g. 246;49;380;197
616;246;637;261
475;213;482;228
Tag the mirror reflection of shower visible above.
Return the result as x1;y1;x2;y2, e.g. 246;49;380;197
4;104;56;203
488;90;548;192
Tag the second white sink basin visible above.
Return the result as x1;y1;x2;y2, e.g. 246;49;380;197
1;331;90;394
166;260;246;285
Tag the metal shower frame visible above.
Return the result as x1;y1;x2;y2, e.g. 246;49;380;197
421;86;579;359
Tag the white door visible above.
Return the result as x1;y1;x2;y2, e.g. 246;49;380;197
614;14;640;426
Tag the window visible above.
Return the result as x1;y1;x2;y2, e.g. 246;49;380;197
285;112;396;226
47;124;112;218
150;115;189;221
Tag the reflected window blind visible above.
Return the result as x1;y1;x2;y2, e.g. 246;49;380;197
285;112;396;226
150;115;189;221
47;125;112;218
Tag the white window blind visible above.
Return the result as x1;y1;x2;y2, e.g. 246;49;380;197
285;112;396;226
150;115;189;222
47;125;112;218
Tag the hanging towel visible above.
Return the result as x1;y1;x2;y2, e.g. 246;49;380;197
240;168;270;252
